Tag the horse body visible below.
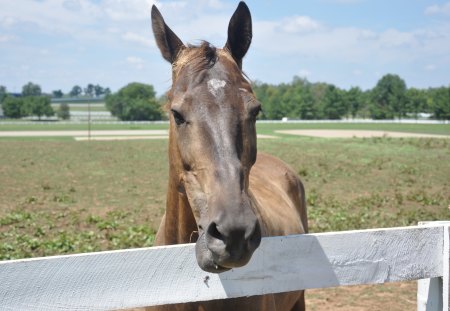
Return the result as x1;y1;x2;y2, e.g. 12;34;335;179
147;2;307;310
151;153;306;311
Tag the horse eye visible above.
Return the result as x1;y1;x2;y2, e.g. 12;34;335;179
171;109;186;125
250;105;262;119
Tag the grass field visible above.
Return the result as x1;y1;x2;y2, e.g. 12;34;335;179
1;121;450;135
0;123;449;309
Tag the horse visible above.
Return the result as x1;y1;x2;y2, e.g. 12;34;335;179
147;2;308;310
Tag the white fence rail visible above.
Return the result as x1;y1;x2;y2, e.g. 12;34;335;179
1;119;449;125
0;223;449;310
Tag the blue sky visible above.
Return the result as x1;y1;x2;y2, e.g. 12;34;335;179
1;0;450;96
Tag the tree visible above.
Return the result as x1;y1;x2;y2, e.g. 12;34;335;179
345;87;363;119
26;96;54;120
1;97;27;118
22;82;42;97
320;85;346;119
69;85;82;97
406;88;427;118
84;84;95;97
297;88;316;120
370;74;407;119
429;86;450;120
105;82;162;121
52;90;64;98
57;103;70;120
0;85;7;104
264;85;284;120
94;84;104;97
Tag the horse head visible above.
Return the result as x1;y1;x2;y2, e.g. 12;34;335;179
151;2;262;273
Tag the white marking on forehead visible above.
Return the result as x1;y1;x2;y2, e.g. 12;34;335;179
239;88;248;92
207;79;226;97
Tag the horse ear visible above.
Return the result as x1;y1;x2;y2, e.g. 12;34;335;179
151;5;185;64
224;1;252;69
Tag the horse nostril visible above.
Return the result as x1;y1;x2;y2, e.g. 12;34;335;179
247;221;262;248
207;222;223;241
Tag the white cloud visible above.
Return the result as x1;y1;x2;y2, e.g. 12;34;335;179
0;16;16;27
298;69;312;78
122;32;153;47
253;17;450;67
280;16;322;34
126;56;145;70
207;0;225;9
1;0;450;94
103;0;157;21
378;29;418;48
0;0;102;37
0;34;16;42
425;2;450;16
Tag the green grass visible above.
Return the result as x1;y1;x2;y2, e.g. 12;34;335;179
0;122;169;132
256;122;450;136
258;136;449;231
0;141;167;259
0;126;449;260
1;121;449;136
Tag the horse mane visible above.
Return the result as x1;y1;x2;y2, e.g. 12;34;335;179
173;41;218;78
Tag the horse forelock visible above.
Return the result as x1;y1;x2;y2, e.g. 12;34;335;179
171;42;239;81
165;41;242;111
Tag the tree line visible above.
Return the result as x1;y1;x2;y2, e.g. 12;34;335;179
253;74;450;120
0;83;54;120
65;84;111;98
0;82;111;120
1;74;449;121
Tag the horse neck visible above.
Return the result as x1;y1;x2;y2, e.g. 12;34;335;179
163;125;198;245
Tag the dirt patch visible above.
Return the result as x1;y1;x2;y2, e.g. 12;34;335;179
276;129;449;139
306;281;416;311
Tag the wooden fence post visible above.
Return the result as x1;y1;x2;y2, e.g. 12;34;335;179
417;222;450;311
418;278;443;310
443;224;449;311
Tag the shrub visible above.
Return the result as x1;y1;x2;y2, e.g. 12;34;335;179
105;82;162;121
57;103;70;120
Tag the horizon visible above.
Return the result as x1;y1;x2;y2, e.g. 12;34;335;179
1;0;450;97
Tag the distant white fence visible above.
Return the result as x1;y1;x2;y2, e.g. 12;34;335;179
0;222;448;310
1;119;449;125
273;119;450;124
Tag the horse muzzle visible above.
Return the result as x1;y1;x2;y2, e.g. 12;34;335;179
195;216;262;273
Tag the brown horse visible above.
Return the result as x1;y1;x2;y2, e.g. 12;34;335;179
148;2;308;310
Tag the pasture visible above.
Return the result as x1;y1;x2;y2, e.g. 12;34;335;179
1;121;450;135
0;122;449;310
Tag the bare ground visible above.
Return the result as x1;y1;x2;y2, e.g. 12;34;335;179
276;129;449;138
306;281;416;311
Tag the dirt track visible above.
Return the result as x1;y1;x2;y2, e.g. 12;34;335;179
0;130;169;137
0;130;278;140
276;129;449;138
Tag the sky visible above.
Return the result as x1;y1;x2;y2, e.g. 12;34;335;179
1;0;450;97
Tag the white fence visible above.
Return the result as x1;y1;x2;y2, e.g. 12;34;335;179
1;119;449;125
0;222;448;310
